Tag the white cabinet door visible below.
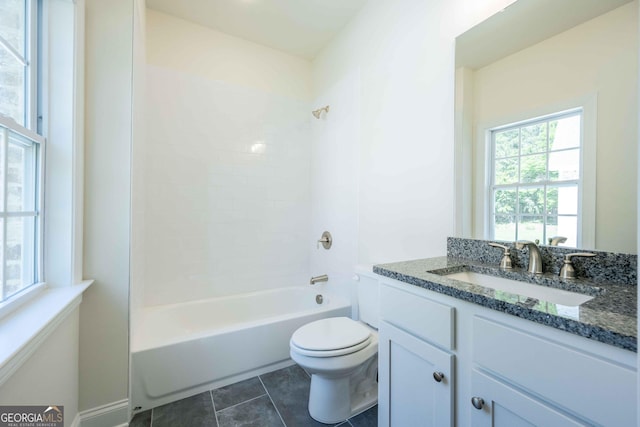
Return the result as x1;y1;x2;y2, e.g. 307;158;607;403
378;321;453;427
470;369;588;427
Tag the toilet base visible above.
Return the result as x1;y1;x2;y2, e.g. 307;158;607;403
307;355;378;424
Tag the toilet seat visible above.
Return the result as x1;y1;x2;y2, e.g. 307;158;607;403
290;317;372;358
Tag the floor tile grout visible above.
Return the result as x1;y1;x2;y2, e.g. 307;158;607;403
259;375;288;427
215;392;268;414
208;390;220;427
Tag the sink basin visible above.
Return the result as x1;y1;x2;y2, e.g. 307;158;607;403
444;271;594;306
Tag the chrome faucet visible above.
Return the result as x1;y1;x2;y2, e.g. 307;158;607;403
310;274;328;285
548;236;567;246
515;240;543;274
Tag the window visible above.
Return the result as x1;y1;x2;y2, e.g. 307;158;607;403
0;0;43;303
490;110;581;247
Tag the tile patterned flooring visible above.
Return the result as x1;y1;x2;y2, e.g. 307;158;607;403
129;364;377;427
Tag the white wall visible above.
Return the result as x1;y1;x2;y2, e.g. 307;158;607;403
0;309;79;427
471;2;638;253
309;69;361;302
138;11;312;307
311;0;512;265
130;0;146;321
80;0;132;415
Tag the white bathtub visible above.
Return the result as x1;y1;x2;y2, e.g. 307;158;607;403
130;286;351;411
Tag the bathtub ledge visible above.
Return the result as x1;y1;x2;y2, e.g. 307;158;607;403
0;280;94;387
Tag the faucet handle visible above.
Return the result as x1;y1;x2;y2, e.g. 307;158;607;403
514;240;536;249
488;242;513;269
317;231;332;249
548;236;567;246
559;252;596;279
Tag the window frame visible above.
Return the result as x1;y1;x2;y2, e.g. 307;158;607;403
0;0;45;305
471;97;597;249
488;109;583;246
0;0;38;130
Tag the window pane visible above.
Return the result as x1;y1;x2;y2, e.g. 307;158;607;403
0;0;26;56
520;154;547;183
0;50;25;125
545;215;558;240
0;218;3;299
549;115;580;151
518;216;544;243
4;216;35;299
520;123;547;155
547;216;578;248
0;131;5;211
549;149;579;181
494;189;516;215
518;187;544;215
494;129;519;158
548;185;578;215
7;138;34;212
494;158;518;185
494;215;516;242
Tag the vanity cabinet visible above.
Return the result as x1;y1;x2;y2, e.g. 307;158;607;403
472;316;636;426
376;277;637;427
470;369;586;426
378;283;455;427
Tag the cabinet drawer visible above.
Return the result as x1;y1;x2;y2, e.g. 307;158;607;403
380;282;455;350
473;316;637;426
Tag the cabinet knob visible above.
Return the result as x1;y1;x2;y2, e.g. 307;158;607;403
471;397;485;410
433;372;445;382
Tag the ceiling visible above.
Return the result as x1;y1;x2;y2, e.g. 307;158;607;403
145;0;369;60
456;0;634;69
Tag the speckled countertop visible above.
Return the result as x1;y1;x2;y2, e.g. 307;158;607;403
373;255;637;352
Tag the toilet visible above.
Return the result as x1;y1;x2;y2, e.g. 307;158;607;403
289;272;379;424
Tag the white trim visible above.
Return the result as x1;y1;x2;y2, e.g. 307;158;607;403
27;0;38;131
71;0;85;285
579;96;597;249
69;413;81;427
41;0;84;287
0;281;92;387
78;398;129;427
0;116;45;145
0;282;45;320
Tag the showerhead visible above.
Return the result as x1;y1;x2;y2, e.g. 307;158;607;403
312;105;330;119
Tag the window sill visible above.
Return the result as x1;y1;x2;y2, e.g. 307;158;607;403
0;280;93;387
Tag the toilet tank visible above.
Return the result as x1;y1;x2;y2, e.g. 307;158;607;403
355;267;380;329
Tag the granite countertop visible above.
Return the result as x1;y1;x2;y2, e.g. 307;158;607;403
373;256;637;352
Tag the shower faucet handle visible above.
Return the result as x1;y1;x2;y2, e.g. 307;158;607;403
317;231;332;249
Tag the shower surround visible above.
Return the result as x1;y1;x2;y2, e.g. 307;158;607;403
142;65;312;306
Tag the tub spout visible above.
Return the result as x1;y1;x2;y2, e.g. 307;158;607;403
310;274;328;285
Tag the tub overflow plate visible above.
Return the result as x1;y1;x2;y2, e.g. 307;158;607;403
316;294;324;304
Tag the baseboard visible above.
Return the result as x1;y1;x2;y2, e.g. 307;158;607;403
70;413;81;427
79;398;128;427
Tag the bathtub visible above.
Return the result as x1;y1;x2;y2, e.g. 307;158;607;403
130;286;351;411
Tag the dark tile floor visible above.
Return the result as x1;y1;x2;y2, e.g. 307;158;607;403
129;364;377;427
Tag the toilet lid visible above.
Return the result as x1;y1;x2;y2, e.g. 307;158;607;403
291;317;371;351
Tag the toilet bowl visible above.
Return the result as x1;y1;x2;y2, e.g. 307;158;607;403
290;316;378;424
